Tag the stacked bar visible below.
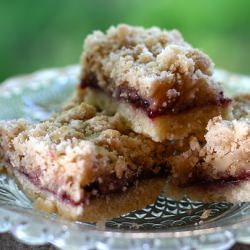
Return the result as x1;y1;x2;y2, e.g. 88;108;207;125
80;24;230;141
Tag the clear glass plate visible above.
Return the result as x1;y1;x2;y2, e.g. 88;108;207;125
0;65;250;250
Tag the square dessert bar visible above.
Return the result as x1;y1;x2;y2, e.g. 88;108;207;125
0;102;175;222
167;94;250;203
80;24;230;141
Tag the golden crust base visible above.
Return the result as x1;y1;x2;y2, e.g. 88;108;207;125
82;88;230;142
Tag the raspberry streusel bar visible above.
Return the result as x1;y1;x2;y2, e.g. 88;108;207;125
167;95;250;202
80;24;230;141
0;102;175;222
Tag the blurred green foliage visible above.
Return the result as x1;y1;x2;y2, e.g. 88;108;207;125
0;0;249;82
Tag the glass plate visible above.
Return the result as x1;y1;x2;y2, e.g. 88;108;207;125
0;65;250;250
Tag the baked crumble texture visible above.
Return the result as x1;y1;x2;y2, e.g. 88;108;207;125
79;24;230;141
167;94;250;202
170;117;250;184
80;24;227;113
0;102;172;222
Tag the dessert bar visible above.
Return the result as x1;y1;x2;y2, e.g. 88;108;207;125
80;24;230;141
0;102;174;222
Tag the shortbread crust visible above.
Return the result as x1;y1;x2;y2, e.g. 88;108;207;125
82;88;229;141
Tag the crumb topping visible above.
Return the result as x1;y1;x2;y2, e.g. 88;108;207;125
81;24;226;113
201;117;250;179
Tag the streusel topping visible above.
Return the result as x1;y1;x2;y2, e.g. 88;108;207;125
200;117;250;179
81;24;226;114
168;94;250;185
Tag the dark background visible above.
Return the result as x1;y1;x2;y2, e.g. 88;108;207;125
0;0;250;83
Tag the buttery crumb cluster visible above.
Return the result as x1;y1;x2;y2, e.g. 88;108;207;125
169;95;250;187
81;24;225;114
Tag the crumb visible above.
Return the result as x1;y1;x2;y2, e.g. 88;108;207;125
200;209;211;219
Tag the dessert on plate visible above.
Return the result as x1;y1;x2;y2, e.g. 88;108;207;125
0;23;249;223
0;102;176;222
167;94;250;203
79;24;230;141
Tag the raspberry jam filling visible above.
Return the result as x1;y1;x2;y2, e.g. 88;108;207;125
81;73;231;118
15;165;167;207
187;170;250;189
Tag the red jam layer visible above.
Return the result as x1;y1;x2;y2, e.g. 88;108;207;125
14;164;168;207
189;170;250;190
80;73;231;118
17;168;82;207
